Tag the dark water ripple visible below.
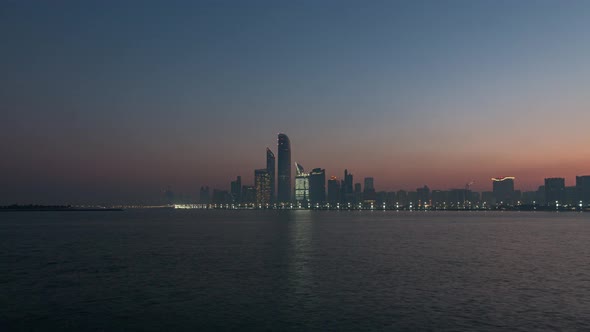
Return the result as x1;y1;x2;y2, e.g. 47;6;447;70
1;210;590;331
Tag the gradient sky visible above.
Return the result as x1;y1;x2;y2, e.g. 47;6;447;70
2;0;590;204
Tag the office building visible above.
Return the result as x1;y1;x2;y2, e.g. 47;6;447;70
309;168;326;205
492;177;515;205
230;176;241;203
576;176;590;207
266;148;275;203
277;133;291;203
255;169;271;205
295;162;309;204
327;176;340;205
545;178;565;206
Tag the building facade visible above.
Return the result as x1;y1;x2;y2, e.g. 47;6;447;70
309;168;326;205
295;162;309;205
277;133;291;203
492;177;515;205
266;148;275;204
545;178;565;206
255;169;271;205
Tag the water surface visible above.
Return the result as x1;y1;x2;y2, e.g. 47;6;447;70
1;210;590;331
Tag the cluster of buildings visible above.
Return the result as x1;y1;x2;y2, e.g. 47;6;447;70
189;134;590;210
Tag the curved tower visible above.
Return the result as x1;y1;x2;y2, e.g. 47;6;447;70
277;133;291;203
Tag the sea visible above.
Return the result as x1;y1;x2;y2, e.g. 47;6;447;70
1;210;590;331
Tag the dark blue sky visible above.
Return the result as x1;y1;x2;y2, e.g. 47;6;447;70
2;1;590;204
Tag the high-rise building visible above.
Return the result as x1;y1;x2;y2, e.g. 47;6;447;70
355;182;363;203
576;176;590;207
564;186;577;206
255;169;271;205
364;177;374;191
295;162;309;204
199;186;210;204
341;169;354;204
309;168;326;205
277;133;291;203
266;148;275;204
230;176;241;203
241;185;256;205
327;176;340;205
545;178;565;206
363;177;376;203
417;185;430;206
492;177;515;205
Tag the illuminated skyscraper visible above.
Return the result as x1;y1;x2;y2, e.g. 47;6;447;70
492;177;515;204
295;162;309;204
266;148;275;203
255;169;271;205
277;133;291;203
309;168;326;205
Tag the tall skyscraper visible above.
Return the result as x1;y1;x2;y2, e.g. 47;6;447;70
277;133;291;203
309;168;326;205
266;148;275;204
545;178;565;206
230;176;241;203
492;177;515;204
364;177;374;191
254;169;271;205
342;169;354;204
327;176;340;205
295;162;309;204
576;175;590;207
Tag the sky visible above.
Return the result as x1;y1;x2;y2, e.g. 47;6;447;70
2;0;590;204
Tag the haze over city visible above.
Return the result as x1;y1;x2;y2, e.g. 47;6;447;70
2;1;590;204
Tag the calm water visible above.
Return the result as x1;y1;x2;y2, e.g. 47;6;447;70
1;210;590;331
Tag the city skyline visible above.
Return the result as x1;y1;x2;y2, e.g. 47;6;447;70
190;133;589;209
2;1;590;204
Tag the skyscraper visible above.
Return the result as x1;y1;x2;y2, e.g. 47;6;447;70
254;169;271;205
266;148;275;204
576;175;590;207
364;177;374;191
277;133;291;203
309;168;326;205
363;177;376;203
545;178;565;206
230;176;241;203
295;162;309;205
342;169;354;204
327;176;340;205
492;177;515;205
